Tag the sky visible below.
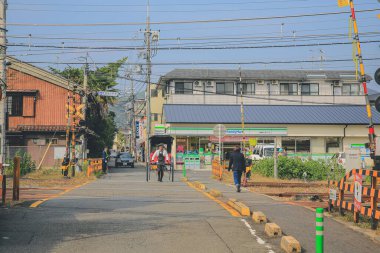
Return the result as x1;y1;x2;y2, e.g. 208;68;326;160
6;0;380;94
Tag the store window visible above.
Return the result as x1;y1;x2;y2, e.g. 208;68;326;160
326;137;341;153
280;83;298;95
282;138;310;153
301;83;319;95
235;83;255;95
175;82;193;94
216;82;234;94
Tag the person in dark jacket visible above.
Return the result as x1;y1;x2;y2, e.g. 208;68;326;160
102;147;109;174
228;146;246;192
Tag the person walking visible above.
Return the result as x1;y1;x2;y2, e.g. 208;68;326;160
228;146;246;192
102;147;109;174
152;144;169;182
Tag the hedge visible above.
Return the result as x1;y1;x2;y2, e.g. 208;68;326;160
254;156;346;181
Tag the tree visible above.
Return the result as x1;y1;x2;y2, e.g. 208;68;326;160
50;58;127;157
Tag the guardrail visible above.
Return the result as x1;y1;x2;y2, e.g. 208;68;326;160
86;159;103;177
329;169;379;229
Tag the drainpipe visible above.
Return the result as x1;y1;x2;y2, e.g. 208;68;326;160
341;125;348;152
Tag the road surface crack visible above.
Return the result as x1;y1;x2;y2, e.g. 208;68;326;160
205;219;233;253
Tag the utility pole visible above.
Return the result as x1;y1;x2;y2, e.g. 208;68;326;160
81;56;89;161
0;0;7;172
145;0;152;167
130;78;136;157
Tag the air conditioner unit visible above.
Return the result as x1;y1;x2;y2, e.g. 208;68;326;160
193;80;203;87
332;81;341;86
205;81;214;87
257;80;265;85
271;80;279;85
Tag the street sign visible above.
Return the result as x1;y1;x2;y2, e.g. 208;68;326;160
213;124;226;138
97;91;119;97
136;121;140;139
354;173;363;212
329;189;337;201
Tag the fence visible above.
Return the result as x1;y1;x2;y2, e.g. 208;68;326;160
329;169;379;229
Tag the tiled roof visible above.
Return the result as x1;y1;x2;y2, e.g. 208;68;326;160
160;69;370;82
164;104;380;125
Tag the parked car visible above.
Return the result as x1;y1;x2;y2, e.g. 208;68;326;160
116;152;135;168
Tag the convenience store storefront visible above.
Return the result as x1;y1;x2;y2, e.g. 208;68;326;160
161;104;380;169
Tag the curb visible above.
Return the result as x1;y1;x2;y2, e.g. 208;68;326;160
227;198;250;216
208;189;223;198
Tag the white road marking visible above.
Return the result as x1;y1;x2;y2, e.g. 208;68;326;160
241;219;275;253
2;237;9;240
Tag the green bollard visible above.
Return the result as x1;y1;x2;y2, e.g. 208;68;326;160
183;163;186;178
316;208;324;253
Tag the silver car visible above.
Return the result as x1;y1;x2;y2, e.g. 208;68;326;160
116;152;135;168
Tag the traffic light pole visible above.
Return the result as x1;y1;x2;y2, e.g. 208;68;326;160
349;0;375;151
349;0;378;229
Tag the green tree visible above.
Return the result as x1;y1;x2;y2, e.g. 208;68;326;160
50;58;127;157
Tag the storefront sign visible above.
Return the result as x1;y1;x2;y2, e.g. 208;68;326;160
354;173;362;212
168;127;287;136
154;124;170;135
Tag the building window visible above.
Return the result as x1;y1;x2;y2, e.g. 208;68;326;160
151;113;158;121
282;138;310;153
216;82;234;94
280;83;298;95
343;83;360;95
175;82;193;94
46;138;58;145
301;83;319;95
7;94;23;116
333;86;342;96
236;83;255;95
326;137;341;153
151;89;158;97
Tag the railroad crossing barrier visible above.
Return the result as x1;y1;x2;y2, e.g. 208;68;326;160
329;169;380;229
86;159;103;177
316;208;324;253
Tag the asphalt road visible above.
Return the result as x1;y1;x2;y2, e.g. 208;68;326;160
0;165;275;253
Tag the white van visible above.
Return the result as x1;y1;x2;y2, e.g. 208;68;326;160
250;145;275;160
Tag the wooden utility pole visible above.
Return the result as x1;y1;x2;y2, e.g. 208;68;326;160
145;0;152;172
0;1;7;186
81;57;89;160
71;84;77;177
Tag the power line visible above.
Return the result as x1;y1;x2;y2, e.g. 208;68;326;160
9;57;380;66
7;39;380;51
7;8;380;26
8;3;378;13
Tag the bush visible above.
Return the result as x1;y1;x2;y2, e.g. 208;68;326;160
254;156;345;181
5;150;36;176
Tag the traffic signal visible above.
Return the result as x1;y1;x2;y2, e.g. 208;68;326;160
375;96;380;112
375;68;380;85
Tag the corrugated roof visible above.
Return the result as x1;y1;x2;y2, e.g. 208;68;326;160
160;69;369;82
164;104;380;125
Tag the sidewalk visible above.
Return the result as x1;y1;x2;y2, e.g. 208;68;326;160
188;170;379;253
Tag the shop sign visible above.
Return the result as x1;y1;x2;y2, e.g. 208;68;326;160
329;189;337;201
136;121;140;139
155;124;170;135
354;173;362;212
